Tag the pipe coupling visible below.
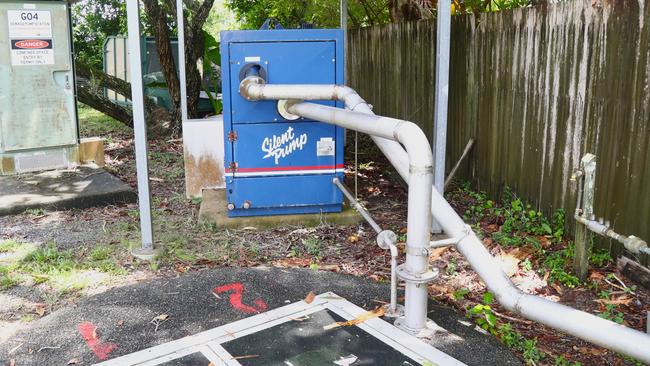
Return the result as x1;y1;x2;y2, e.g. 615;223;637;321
623;236;648;254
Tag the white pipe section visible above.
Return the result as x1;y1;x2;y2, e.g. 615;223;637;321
287;101;434;332
242;80;650;362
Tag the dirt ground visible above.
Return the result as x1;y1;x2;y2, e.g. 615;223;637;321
1;107;648;366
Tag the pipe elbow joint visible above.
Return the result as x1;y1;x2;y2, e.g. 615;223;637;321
335;85;368;111
394;122;434;168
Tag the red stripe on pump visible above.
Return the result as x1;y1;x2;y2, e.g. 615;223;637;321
226;164;344;173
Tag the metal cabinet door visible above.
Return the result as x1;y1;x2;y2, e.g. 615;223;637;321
0;1;77;152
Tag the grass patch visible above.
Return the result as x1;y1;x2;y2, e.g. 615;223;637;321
0;266;18;290
0;240;23;253
14;243;127;289
77;103;130;137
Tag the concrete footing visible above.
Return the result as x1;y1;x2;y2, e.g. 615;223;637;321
0;166;136;216
199;189;363;229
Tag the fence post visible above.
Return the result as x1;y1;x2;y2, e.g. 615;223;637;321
574;154;596;281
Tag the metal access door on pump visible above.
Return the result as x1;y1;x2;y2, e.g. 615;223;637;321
0;1;78;152
222;30;346;217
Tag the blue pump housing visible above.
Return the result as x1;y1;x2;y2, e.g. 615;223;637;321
220;29;345;217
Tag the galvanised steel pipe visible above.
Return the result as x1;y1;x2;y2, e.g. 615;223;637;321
286;101;434;333
241;79;650;362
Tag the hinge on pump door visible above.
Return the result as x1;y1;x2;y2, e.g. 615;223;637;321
228;131;238;142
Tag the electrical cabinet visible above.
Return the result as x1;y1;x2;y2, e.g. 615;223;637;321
220;29;345;217
0;0;78;174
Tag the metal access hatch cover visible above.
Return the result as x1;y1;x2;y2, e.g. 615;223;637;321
95;292;465;366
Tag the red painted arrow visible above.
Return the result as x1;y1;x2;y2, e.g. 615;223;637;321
77;322;117;360
214;282;268;314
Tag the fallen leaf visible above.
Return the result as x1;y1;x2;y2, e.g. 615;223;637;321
589;271;604;282
334;354;358;365
347;235;359;243
324;307;385;330
574;346;607;356
154;314;169;321
116;320;124;327
319;264;340;272
508;247;533;260
304;292;316;304
34;304;46;317
231;355;259;360
67;358;79;365
429;247;448;260
594;296;632;306
497;250;520;277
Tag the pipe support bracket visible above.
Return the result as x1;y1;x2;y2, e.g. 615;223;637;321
396;264;439;284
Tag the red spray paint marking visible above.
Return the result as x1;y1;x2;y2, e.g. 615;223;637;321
77;322;117;361
214;282;268;314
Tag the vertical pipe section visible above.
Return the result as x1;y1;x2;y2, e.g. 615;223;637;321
126;0;154;253
287;102;434;333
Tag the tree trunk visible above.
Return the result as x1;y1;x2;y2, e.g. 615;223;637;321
180;0;215;119
75;60;173;130
76;79;133;128
389;0;423;22
142;0;182;133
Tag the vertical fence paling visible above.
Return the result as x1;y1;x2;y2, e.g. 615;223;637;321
348;0;650;265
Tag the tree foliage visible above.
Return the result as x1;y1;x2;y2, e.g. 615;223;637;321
72;0;127;69
226;0;554;28
225;0;390;29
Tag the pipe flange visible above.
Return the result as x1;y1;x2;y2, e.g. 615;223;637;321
377;230;398;250
396;264;439;284
394;317;439;339
383;304;405;319
239;76;265;100
277;100;301;120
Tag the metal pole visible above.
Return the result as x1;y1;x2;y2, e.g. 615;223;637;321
333;178;381;234
126;0;155;259
176;0;188;122
432;0;451;233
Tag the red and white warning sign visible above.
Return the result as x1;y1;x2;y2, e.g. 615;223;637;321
7;10;54;66
10;39;54;66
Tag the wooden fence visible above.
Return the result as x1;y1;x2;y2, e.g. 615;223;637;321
348;0;650;264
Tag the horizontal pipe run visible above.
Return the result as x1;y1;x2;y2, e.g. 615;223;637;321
430;237;460;248
241;79;650;362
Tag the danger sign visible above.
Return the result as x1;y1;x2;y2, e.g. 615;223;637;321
7;9;55;66
11;39;54;66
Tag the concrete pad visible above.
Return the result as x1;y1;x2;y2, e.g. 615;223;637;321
0;268;521;366
0;166;136;216
199;189;363;229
